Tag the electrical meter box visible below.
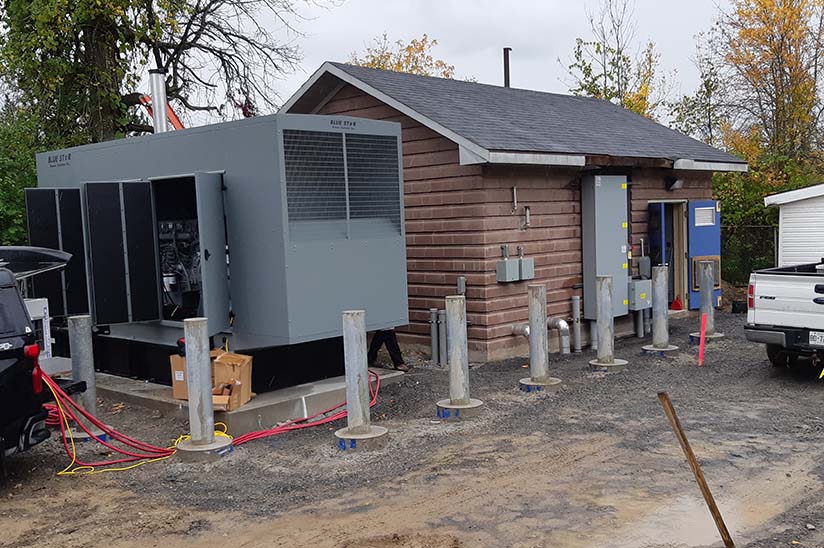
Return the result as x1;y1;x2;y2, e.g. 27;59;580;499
496;259;520;282
582;175;629;319
627;279;652;311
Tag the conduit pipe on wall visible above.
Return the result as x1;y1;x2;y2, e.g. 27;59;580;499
511;317;570;355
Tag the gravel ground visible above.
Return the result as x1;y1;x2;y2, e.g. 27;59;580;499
4;311;824;547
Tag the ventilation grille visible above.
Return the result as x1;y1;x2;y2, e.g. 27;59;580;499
346;134;401;238
283;129;402;241
284;130;347;241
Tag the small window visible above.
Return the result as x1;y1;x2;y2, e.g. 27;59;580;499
694;207;716;227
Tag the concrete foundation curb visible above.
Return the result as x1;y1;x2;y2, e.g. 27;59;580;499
588;358;629;372
518;377;562;393
176;437;233;462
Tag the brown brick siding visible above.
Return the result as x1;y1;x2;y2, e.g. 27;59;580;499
316;83;714;362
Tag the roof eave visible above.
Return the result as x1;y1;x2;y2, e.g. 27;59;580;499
459;146;585;167
672;158;748;173
764;183;824;207
283;62;492;161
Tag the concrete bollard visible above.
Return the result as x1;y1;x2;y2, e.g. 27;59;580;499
438;309;448;368
519;285;562;392
436;296;483;420
429;308;440;367
588;275;629;372
68;315;96;416
690;261;724;342
571;295;582;353
335;310;388;451
643;266;679;354
176;317;232;461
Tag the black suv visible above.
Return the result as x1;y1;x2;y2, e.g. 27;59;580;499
0;260;84;467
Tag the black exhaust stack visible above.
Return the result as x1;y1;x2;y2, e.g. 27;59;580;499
503;47;512;88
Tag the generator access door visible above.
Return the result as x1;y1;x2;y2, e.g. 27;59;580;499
84;181;162;325
25;187;90;316
193;172;230;336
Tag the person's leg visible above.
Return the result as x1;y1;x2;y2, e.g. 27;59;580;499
367;331;386;366
384;330;408;370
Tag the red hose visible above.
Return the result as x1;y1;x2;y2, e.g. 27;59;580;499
41;372;175;469
232;370;381;446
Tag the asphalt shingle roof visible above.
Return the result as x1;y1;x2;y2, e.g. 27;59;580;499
329;62;743;165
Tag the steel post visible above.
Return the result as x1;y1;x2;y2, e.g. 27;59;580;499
68;315;96;416
436;296;483;418
700;261;716;335
429;308;440;366
183;318;214;445
635;311;644;338
644;266;678;353
590;320;598;351
334;310;388;450
342;310;370;434
446;296;470;405
690;260;724;342
571;295;582;353
438;309;448;367
527;285;549;381
596;276;614;363
175;317;233;461
589;275;628;371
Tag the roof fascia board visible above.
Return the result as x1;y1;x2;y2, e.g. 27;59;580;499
287;62;491;160
459;145;489;164
487;151;586;167
673;158;748;172
764;184;824;207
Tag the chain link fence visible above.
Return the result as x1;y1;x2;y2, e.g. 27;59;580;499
721;225;777;286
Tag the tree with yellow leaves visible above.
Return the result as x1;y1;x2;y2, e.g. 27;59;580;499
349;34;456;79
563;0;670;119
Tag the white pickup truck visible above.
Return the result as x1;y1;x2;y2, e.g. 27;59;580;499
745;261;824;368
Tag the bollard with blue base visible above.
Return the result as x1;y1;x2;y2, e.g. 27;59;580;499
519;284;562;392
689;261;724;344
334;310;388;451
436;296;483;420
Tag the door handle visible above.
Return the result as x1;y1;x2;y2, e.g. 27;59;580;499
816;284;824;294
204;249;210;261
814;297;824;305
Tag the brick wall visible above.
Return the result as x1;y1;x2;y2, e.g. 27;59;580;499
315;83;714;362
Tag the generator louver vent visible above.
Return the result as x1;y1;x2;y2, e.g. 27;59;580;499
346;134;401;238
284;129;401;242
284;130;347;240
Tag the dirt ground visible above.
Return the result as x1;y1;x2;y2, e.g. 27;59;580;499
3;312;824;548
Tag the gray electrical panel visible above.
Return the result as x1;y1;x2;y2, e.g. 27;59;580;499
627;279;652;310
582;175;629;319
29;114;408;350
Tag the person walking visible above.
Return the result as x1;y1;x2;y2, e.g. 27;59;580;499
367;329;410;372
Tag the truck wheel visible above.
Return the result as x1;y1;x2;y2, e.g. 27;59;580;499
767;344;790;368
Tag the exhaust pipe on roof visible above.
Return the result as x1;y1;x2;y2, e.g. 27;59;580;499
503;47;512;88
149;68;169;133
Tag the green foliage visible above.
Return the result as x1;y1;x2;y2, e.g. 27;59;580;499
0;105;41;244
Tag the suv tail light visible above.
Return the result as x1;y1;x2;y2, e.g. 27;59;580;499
747;282;755;310
24;343;43;395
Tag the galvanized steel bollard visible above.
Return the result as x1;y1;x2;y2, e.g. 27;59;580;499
176;317;232;461
436;296;483;419
68;315;96;416
519;285;562;392
335;310;388;450
588;275;628;371
643;266;679;354
690;260;724;342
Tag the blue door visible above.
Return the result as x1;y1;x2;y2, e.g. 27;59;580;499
687;200;722;309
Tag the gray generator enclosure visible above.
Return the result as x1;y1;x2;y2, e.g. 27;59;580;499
28;114;408;350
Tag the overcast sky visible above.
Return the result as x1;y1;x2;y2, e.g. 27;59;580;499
270;0;730;108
